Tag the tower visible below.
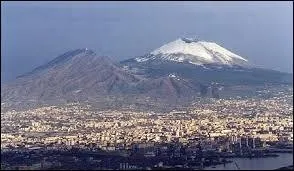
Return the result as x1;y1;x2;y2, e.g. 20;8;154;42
255;113;258;122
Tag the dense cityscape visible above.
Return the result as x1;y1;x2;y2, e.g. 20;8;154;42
1;86;293;170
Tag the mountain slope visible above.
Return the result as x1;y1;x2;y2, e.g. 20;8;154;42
1;48;206;110
121;38;292;86
1;49;142;103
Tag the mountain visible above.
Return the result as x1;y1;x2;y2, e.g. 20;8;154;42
134;38;249;67
1;38;292;111
1;48;204;110
120;38;292;86
1;49;139;105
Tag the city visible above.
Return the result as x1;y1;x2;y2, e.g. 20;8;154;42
1;86;292;170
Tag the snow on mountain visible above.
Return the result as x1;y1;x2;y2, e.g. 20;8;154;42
136;38;248;66
168;73;177;78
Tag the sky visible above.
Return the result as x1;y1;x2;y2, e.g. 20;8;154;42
1;1;293;82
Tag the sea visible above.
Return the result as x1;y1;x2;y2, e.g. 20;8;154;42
204;153;293;170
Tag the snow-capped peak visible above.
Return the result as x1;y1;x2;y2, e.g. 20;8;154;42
136;38;249;66
168;73;177;78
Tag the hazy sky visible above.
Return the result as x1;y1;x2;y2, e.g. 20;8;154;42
1;1;293;82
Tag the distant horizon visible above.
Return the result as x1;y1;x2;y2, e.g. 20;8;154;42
1;1;293;82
